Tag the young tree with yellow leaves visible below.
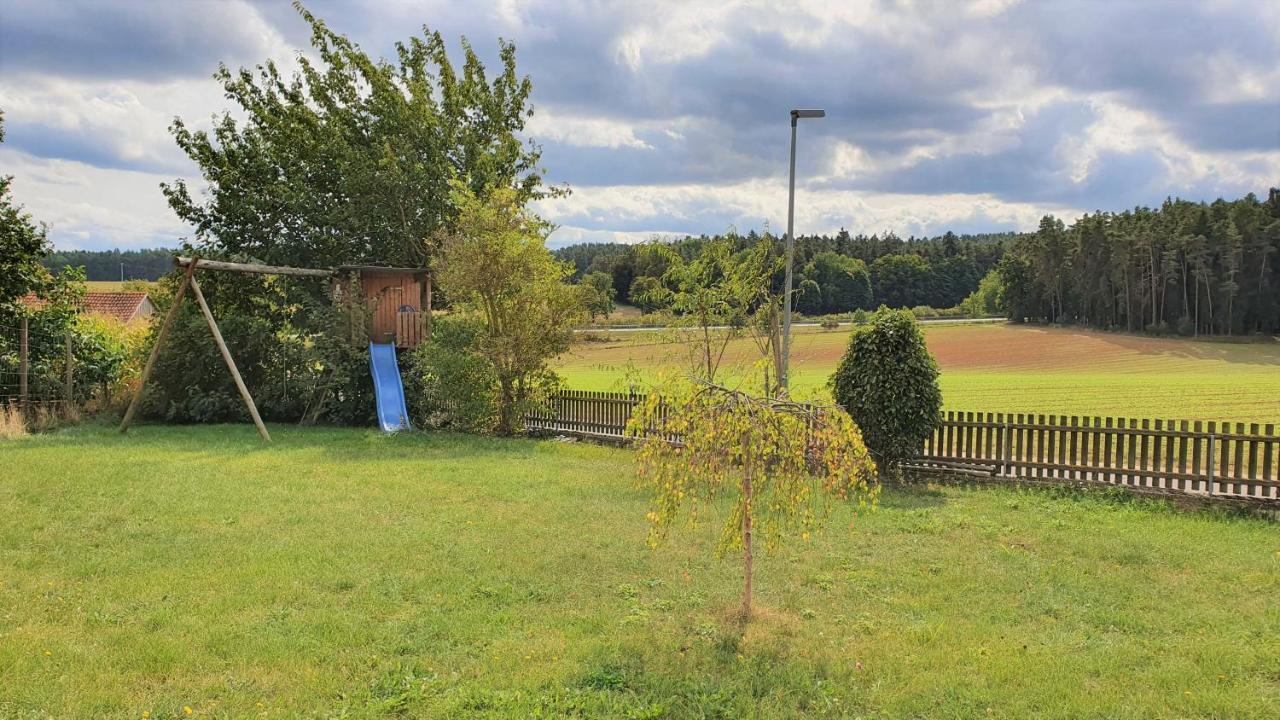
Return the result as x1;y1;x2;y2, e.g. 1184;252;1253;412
433;182;584;434
627;381;878;620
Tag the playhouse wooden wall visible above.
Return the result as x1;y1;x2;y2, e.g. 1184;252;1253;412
361;273;425;347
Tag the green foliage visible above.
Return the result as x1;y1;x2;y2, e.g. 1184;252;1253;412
628;380;878;617
556;229;1009;316
579;271;616;320
0;111;52;313
999;192;1280;335
796;252;872;315
831;308;941;470
959;268;1005;317
140;257;314;422
870;254;933;309
627;275;670;313
162;2;556;271
41;248;174;281
433;183;582;434
408;315;498;432
0;266;131;408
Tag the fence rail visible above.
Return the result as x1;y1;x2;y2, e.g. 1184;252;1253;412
522;390;1279;503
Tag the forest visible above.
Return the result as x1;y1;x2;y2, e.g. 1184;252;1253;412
557;190;1280;333
42;248;174;281
556;230;1011;315
1001;190;1280;335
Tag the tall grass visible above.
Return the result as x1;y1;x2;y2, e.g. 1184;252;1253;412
0;401;26;439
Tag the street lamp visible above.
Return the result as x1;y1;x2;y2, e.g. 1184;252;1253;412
781;108;824;393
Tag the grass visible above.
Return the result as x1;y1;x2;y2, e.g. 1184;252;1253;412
3;423;1278;718
85;281;157;292
556;323;1280;424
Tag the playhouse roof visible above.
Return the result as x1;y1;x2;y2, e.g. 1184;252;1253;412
334;264;426;276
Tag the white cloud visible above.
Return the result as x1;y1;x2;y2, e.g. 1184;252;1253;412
525;108;654;149
1;148;195;250
538;179;1081;244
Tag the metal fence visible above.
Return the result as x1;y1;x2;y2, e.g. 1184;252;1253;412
1;317;75;412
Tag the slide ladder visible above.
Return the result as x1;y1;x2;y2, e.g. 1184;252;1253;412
369;342;413;432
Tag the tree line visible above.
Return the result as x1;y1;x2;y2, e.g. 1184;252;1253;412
1000;191;1280;335
556;230;1012;315
41;248;175;281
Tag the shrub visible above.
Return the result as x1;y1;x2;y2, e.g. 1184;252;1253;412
408;315;498;431
830;308;941;472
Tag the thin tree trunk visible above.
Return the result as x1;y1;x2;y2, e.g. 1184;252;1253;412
740;442;754;620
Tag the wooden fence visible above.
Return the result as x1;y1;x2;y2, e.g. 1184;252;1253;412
523;390;1279;502
526;389;651;439
919;411;1278;501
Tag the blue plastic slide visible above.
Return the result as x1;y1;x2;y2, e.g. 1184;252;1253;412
369;342;413;432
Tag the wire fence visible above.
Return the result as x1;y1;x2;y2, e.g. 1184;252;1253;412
0;318;76;412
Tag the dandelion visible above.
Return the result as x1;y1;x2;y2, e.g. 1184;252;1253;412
43;650;52;657
184;706;193;715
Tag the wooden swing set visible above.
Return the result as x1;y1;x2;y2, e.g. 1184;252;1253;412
118;256;429;443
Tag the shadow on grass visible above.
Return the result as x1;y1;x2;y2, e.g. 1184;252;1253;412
34;420;557;465
877;483;947;510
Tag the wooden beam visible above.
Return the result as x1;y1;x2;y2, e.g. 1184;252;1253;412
189;276;271;443
119;260;196;434
175;256;333;278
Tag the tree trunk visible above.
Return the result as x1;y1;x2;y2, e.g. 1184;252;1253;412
497;379;515;435
740;447;754;620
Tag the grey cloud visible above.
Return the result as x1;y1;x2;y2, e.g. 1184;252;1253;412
3;120;174;174
0;0;280;80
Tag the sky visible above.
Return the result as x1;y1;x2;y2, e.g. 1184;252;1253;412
1;0;1277;252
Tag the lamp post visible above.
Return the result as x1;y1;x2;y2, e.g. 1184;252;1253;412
781;108;824;393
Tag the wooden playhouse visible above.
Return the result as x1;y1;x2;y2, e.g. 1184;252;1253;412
333;265;432;348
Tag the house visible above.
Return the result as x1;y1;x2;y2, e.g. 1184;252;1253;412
19;291;155;324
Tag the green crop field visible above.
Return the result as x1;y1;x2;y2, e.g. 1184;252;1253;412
557;323;1280;424
84;281;157;292
3;424;1278;718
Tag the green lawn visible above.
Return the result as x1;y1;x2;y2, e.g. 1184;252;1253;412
3;424;1278;718
558;323;1280;424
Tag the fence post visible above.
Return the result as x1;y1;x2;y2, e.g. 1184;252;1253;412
1003;417;1012;475
18;315;29;411
64;329;74;403
1206;433;1215;496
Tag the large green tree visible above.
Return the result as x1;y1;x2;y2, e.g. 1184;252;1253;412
796;251;873;315
0;111;51;312
163;1;559;272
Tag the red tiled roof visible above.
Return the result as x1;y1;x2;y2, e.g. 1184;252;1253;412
18;291;150;323
82;292;150;322
18;293;47;310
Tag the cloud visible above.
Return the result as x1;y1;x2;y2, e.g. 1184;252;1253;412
536;179;1081;247
0;0;290;81
0;0;1275;251
0;148;195;251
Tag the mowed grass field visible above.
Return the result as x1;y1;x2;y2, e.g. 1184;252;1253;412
3;424;1278;718
84;281;157;292
557;323;1280;424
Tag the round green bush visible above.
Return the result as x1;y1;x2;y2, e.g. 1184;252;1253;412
830;307;941;471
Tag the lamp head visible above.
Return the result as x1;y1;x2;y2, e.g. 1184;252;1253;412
790;108;826;125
